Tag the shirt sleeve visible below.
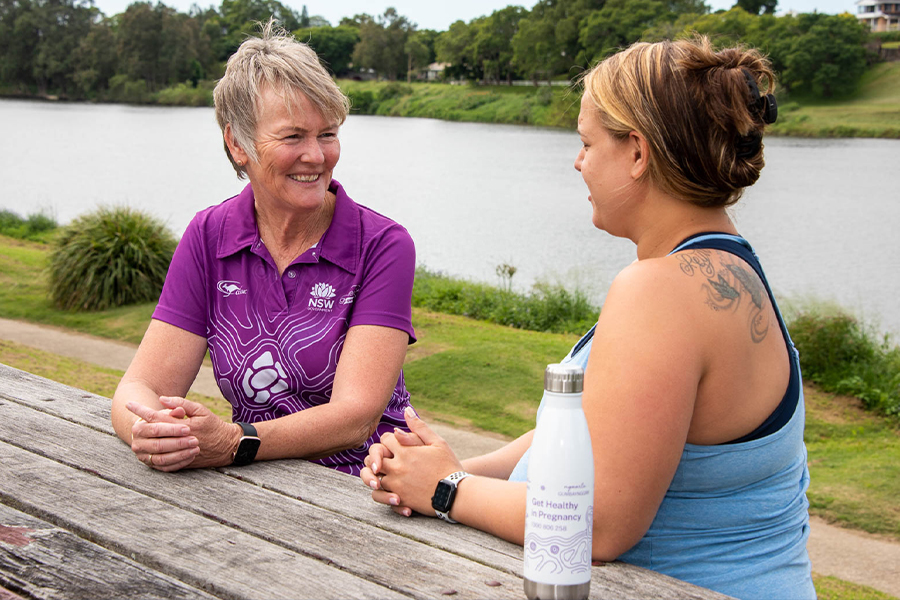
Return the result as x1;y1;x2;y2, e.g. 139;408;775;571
349;223;416;343
152;214;209;338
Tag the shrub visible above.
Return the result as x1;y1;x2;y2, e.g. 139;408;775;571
0;209;57;241
788;311;900;418
346;88;377;114
412;266;598;334
49;207;176;311
377;82;412;101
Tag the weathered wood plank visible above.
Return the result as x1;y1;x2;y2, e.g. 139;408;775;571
0;364;113;432
0;400;525;599
0;502;221;600
0;442;403;600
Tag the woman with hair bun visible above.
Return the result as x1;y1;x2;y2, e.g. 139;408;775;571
361;36;814;599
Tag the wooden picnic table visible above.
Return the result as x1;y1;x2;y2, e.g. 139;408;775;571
0;363;731;600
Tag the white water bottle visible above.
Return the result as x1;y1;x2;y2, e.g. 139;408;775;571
524;363;593;600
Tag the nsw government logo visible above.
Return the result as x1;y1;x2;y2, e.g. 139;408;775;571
308;282;337;312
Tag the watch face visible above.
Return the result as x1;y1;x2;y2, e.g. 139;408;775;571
431;480;457;512
234;436;261;466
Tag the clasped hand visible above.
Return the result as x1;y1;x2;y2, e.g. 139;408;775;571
360;407;463;518
127;396;238;472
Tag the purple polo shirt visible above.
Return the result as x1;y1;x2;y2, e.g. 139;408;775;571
153;179;416;474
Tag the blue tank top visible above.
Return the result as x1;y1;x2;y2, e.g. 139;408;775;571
509;234;815;600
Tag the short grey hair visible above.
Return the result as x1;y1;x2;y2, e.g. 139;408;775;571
213;19;350;178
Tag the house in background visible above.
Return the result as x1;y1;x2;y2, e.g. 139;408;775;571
856;0;900;31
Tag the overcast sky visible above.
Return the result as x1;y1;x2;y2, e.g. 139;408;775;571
90;0;861;27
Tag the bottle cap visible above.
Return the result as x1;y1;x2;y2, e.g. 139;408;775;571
544;363;584;393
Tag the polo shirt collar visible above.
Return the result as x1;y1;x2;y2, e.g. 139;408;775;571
216;179;360;274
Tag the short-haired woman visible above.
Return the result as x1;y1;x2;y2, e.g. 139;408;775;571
361;37;815;599
112;22;417;475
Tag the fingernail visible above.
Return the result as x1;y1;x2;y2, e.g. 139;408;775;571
389;497;399;506
369;479;378;490
394;428;408;437
179;426;190;435
372;463;378;473
402;508;411;517
404;406;417;419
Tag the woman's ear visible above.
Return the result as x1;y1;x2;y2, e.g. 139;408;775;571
628;130;650;180
224;124;250;166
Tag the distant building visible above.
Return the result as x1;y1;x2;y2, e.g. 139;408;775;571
856;0;900;31
423;62;449;82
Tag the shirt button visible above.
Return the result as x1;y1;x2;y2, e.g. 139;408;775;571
287;271;297;279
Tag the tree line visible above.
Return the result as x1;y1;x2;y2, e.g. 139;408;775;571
0;0;879;102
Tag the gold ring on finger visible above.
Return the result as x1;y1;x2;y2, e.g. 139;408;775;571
148;454;154;467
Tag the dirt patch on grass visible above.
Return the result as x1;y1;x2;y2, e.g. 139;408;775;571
805;383;895;428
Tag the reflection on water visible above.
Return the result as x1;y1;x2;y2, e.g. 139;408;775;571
3;99;898;335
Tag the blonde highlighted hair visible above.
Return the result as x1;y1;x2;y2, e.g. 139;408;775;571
582;36;776;208
213;20;350;178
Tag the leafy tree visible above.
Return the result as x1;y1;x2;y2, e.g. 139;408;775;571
352;8;415;80
404;30;431;82
295;24;359;76
299;3;308;27
218;0;301;57
435;19;479;80
472;5;527;83
116;2;205;92
2;0;99;96
72;16;117;95
735;0;777;16
512;0;605;82
779;13;868;97
0;0;41;90
579;0;668;63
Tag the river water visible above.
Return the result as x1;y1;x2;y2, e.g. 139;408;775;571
3;98;898;336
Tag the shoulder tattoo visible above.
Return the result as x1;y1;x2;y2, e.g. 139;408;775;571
676;250;769;343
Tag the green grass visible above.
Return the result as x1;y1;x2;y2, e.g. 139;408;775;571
0;235;155;344
770;62;900;138
403;310;578;436
0;339;231;419
805;388;900;538
813;575;897;600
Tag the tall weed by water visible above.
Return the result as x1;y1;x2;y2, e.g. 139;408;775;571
49;207;176;311
788;310;900;418
412;266;598;334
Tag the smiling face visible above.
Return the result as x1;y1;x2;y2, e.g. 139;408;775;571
574;93;638;234
230;86;341;216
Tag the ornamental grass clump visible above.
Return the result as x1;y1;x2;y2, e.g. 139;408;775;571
49;207;176;311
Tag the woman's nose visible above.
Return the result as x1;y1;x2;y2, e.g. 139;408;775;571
301;140;325;163
574;149;584;172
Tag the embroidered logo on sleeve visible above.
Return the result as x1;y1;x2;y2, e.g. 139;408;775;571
217;280;248;297
308;282;337;312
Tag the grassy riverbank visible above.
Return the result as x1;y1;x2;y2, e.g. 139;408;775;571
5;61;899;137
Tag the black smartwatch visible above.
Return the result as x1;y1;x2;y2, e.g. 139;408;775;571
431;471;472;523
231;422;261;466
